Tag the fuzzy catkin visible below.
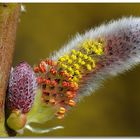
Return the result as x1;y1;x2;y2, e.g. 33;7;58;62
6;17;140;133
50;17;140;99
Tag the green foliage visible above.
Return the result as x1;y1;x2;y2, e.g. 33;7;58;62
27;89;57;124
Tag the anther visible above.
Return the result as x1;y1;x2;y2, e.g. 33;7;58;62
58;107;66;114
57;114;65;119
50;68;57;75
39;61;46;73
45;79;51;85
67;100;76;106
37;77;43;84
49;98;56;104
51;80;57;86
34;66;39;73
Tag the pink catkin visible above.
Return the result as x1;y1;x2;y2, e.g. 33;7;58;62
7;62;37;113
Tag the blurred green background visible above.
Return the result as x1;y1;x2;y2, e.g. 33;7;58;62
13;3;140;136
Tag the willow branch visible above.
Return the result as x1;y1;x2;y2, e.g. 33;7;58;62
0;3;20;137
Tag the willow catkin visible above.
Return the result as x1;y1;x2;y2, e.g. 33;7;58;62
49;17;140;100
7;17;140;132
34;17;140;119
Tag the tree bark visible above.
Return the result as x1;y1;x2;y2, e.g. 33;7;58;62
0;3;20;137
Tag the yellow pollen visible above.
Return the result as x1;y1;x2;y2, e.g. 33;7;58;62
84;48;90;53
59;57;65;62
61;64;68;69
78;74;82;79
77;51;83;57
71;55;77;60
73;64;80;69
87;56;92;61
75;70;80;75
67;59;72;64
83;55;88;59
67;67;73;73
81;61;85;65
78;58;82;64
86;64;92;71
73;77;79;82
57;39;104;88
92;61;96;68
72;49;77;54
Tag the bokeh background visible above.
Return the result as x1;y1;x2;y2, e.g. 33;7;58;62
13;3;140;136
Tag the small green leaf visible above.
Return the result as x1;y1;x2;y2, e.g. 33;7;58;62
7;110;27;131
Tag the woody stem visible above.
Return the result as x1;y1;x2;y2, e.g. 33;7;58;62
0;3;20;137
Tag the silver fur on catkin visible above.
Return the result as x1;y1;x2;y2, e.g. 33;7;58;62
50;17;140;99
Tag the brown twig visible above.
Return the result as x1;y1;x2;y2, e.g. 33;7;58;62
0;3;20;137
